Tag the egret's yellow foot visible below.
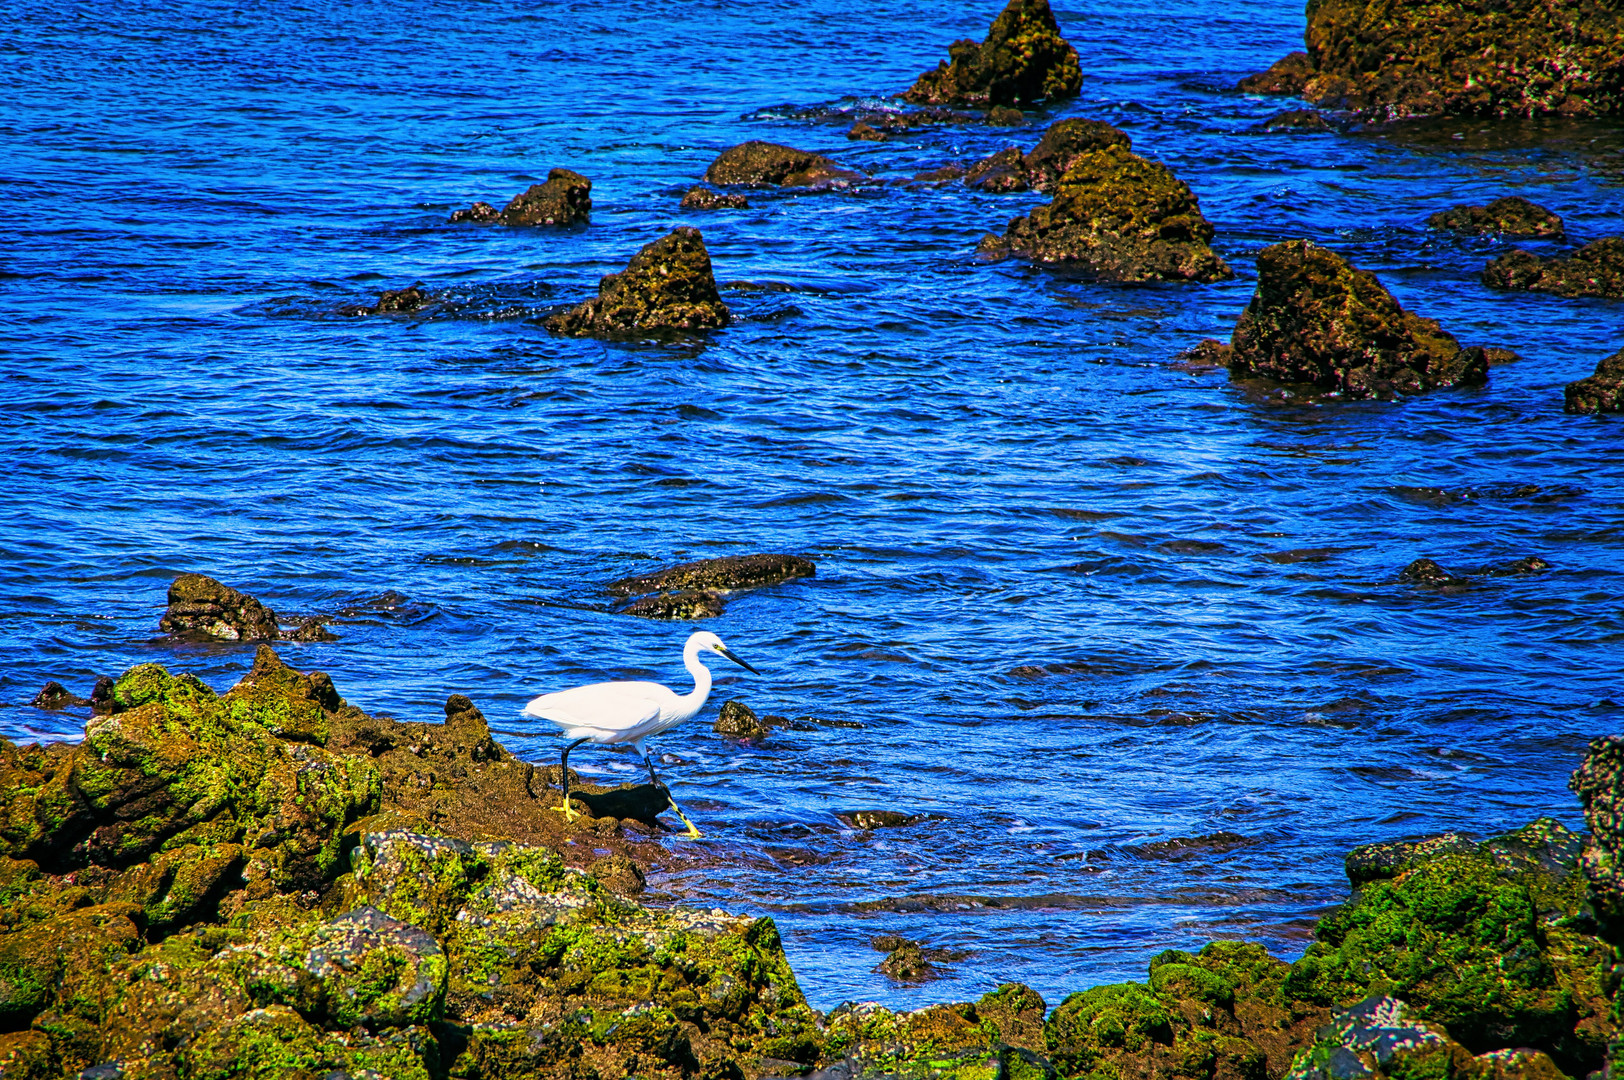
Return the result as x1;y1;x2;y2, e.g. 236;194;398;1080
551;798;579;822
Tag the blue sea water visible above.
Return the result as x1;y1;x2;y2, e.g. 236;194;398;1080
3;0;1623;1012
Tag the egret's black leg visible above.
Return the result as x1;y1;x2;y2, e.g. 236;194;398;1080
554;737;591;822
639;745;702;838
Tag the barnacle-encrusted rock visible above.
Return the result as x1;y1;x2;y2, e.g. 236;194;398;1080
1226;240;1489;398
679;185;750;210
981;145;1231;283
544;227;730;338
607;553;816;597
702;141;861;188
1428;196;1564;238
714;699;768;741
1239;0;1624;120
1564;347;1624;414
904;0;1083;107
964;118;1132;193
617;589;728;620
158;573;338;643
1484;237;1624;299
1287;996;1568;1080
499;167;592;226
1398;558;1471;588
449;200;500;224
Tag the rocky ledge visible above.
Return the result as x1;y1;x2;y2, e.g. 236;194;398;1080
962;118;1131;193
160;573;336;642
1564;347;1624;415
1237;0;1624;121
1217;239;1490;400
1483;237;1624;300
449;168;592;227
4;645;1621;1080
978;145;1231;284
680;186;751;210
703;143;862;189
903;0;1082;108
607;553;816;620
1427;196;1564;239
544;227;731;338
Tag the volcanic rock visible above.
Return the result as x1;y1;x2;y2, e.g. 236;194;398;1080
448;200;500;224
963;118;1132;193
28;681;87;710
702;141;861;188
1225;240;1488;398
1258;109;1334;132
963;146;1029;192
1398;558;1471;588
617;589;727;620
1484;237;1624;299
903;0;1083;107
679;185;750;210
607;553;816;597
1237;51;1313;94
847;120;887;141
987;105;1025;126
835;810;926;830
1565;347;1624;414
1240;0;1624;120
871;936;946;983
979;144;1231;283
159;573;283;641
544;227;730;338
497;167;592;226
374;283;428;312
1428;196;1563;238
714;699;768;741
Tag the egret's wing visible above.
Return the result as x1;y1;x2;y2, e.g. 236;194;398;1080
522;680;669;741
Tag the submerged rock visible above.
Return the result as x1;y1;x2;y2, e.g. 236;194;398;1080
1225;240;1488;399
1398;558;1471;588
679;185;750;210
835;810;926;830
1246;0;1624;120
1484;237;1624;299
1258;109;1334;132
544;227;731;338
847;120;887;141
1428;196;1563;238
702;141;861;188
158;573;339;643
981;144;1231;284
607;553;816;597
447;168;591;227
342;283;432;316
1238;51;1314;95
28;681;87;710
903;0;1082;107
618;589;727;620
963;118;1132;193
1564;347;1624;415
714;699;768;741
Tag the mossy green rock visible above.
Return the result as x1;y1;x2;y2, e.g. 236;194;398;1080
904;0;1083;107
1286;996;1568;1080
1228;239;1488;399
984;145;1231;284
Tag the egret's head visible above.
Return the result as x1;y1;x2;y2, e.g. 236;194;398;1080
687;630;759;674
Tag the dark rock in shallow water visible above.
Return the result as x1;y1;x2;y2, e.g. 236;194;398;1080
159;573;282;641
836;810;926;830
607;553;816;597
986;104;1025;126
963;145;1029;192
702;141;861;188
846;120;887;141
1428;196;1563;238
618;589;727;620
342;283;432;316
1237;50;1313;94
871;936;947;983
963;117;1134;194
1484;237;1624;299
679;185;750;210
1258;109;1334;132
29;681;87;710
1173;339;1233;371
903;0;1082;107
1565;347;1624;415
1226;240;1487;399
1398;557;1470;588
448;199;499;224
544;226;730;338
498;167;591;226
714;699;768;741
913;163;968;183
1490;555;1551;575
981;144;1231;284
1242;0;1624;120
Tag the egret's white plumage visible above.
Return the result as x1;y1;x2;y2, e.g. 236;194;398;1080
522;630;758;837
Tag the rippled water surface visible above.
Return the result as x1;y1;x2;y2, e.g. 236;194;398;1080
5;0;1624;1013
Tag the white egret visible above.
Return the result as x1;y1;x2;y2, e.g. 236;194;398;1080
522;630;758;838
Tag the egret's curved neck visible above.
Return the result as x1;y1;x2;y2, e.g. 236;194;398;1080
680;639;713;716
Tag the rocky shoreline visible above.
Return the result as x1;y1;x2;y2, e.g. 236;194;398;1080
1;645;1616;1080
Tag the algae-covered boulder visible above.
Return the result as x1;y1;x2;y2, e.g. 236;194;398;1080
1287;996;1568;1080
499;167;592;226
824;985;1050;1078
1226;240;1489;399
963;118;1132;193
1240;0;1624;120
1428;197;1563;239
980;145;1231;284
1484;237;1624;299
544;227;731;338
904;0;1083;107
703;141;862;188
1284;819;1609;1074
1564;347;1624;415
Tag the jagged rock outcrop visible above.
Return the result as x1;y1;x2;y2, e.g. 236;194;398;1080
978;145;1231;283
714;699;768;742
448;168;592;226
904;0;1083;107
1564;347;1624;414
1237;0;1624;120
963;118;1132;193
544;227;730;338
158;573;337;642
1288;997;1569;1080
702;142;861;189
1428;197;1564;238
1225;240;1489;399
1484;237;1624;299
